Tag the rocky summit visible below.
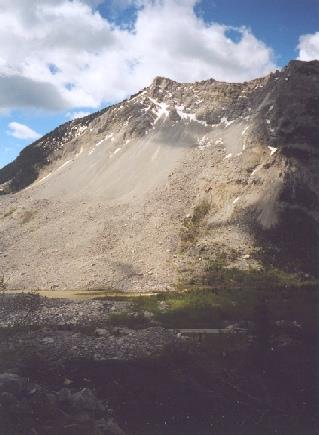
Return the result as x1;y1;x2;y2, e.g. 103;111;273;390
0;60;319;291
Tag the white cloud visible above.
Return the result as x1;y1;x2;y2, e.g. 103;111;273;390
7;122;41;140
66;111;91;120
298;32;319;61
0;0;276;111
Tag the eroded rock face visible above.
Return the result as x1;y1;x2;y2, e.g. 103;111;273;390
0;60;318;291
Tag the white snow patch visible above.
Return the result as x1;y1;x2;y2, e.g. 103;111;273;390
233;196;240;205
95;139;104;147
221;117;234;127
250;164;262;177
57;160;71;171
38;172;53;184
195;117;208;127
242;126;249;136
176;105;193;120
149;97;170;124
269;105;274;111
268;146;277;155
88;135;113;155
176;104;208;127
109;147;121;158
148;97;209;127
266;119;271;124
155;102;169;123
151;146;160;161
224;153;232;160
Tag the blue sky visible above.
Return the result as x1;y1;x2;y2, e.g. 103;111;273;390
0;0;318;168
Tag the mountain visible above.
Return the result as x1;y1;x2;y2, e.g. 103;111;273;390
0;60;318;291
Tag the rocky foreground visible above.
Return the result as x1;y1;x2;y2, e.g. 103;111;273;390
0;293;180;361
0;293;182;435
0;292;318;435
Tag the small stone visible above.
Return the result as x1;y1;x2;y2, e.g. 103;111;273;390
41;337;54;344
104;418;127;435
95;328;108;337
0;373;24;395
72;388;104;412
57;387;72;403
143;311;154;320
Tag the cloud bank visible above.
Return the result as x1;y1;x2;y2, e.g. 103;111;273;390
298;32;319;61
7;122;41;140
66;111;92;120
0;0;276;111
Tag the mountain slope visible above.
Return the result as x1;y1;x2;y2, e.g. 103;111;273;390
1;60;318;291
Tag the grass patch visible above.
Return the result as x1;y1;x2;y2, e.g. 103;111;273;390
118;265;319;330
69;263;319;331
198;258;310;291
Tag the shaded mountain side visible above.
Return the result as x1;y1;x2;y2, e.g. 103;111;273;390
0;60;319;291
0;112;105;193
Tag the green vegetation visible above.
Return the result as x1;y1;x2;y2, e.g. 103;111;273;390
131;286;317;330
95;265;318;330
193;256;310;290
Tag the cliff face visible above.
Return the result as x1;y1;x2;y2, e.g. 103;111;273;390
0;60;318;291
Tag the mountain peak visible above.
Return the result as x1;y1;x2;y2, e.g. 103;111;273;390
1;60;319;291
285;59;319;74
150;76;175;89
